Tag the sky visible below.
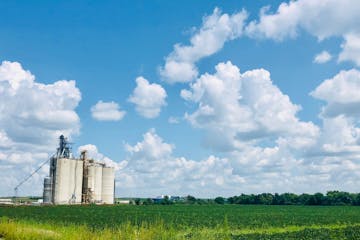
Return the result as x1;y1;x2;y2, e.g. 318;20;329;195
1;0;360;198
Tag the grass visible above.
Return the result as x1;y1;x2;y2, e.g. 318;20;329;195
1;205;360;239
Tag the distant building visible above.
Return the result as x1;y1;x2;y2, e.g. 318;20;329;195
0;199;13;205
152;195;181;203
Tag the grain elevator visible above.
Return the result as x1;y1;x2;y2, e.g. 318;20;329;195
43;135;115;205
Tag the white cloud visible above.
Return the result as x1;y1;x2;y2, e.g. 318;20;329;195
245;0;360;67
313;51;332;64
91;101;126;121
119;126;360;196
308;69;360;159
339;33;360;66
292;70;360;193
0;61;81;148
232;3;360;193
168;117;180;124
119;129;244;197
0;61;34;91
246;0;360;41
128;76;167;118
0;130;13;148
160;7;248;83
124;129;174;171
176;61;360;194
310;69;360;117
181;61;319;151
319;116;360;155
0;60;81;196
298;114;360;194
78;144;127;171
160;61;198;84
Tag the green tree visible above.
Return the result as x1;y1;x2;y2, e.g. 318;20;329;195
227;197;235;204
258;193;273;205
143;198;153;205
214;197;225;204
161;195;172;205
186;195;196;204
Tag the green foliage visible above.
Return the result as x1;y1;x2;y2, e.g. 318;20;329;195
143;198;154;205
227;191;360;206
134;198;141;205
214;197;225;204
185;195;196;204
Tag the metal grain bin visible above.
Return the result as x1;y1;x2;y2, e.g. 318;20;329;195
43;177;52;203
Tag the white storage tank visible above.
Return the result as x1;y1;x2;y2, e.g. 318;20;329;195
53;158;83;204
102;167;115;204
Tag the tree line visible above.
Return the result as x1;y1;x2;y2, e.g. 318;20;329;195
226;191;360;206
129;191;360;206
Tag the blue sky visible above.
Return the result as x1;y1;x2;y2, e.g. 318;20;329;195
1;0;360;197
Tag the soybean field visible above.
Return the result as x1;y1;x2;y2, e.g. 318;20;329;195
1;204;360;239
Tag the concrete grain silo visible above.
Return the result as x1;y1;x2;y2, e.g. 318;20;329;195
93;164;103;202
102;167;115;204
53;157;83;204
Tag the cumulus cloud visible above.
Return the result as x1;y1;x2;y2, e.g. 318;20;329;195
160;61;198;85
174;60;360;194
78;144;127;170
118;125;360;196
0;61;81;196
168;116;180;124
318;116;360;156
311;69;360;117
338;33;360;66
175;60;360;194
0;61;34;90
0;61;81;148
313;51;332;64
310;50;360;170
181;61;319;151
160;7;248;83
128;76;167;118
246;0;360;41
91;100;126;121
299;112;360;193
245;0;360;66
119;129;244;197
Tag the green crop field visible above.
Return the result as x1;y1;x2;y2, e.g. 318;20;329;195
1;205;360;239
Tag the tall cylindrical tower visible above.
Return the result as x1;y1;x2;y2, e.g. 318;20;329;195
43;177;52;203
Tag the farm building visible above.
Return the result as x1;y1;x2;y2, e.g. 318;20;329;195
0;199;13;205
43;135;115;205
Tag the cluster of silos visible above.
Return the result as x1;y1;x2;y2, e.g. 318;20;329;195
82;161;115;204
43;135;115;205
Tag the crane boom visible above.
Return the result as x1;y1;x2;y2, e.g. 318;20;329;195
14;158;50;197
